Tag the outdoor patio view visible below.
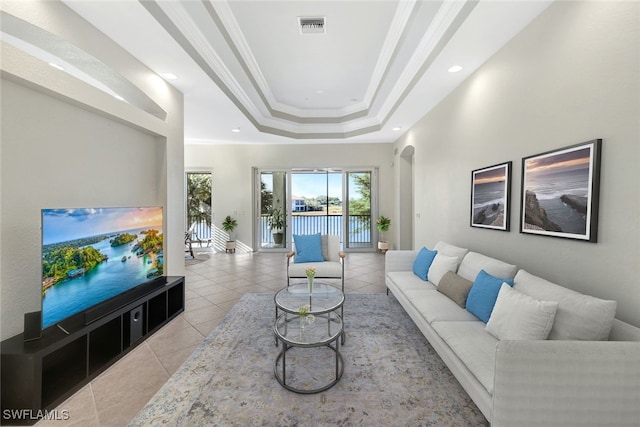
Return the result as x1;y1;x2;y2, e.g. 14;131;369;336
186;172;212;245
260;170;373;249
185;169;375;251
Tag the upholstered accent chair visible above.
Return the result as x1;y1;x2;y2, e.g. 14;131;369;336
286;234;345;291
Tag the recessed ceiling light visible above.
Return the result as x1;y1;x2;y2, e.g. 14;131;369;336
161;73;178;80
232;128;241;133
448;65;463;73
48;62;64;71
392;127;402;131
316;90;324;94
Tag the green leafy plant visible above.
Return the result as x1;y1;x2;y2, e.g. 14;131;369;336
267;208;285;230
376;216;391;232
222;215;238;239
376;216;391;241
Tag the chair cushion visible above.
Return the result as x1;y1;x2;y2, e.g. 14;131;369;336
466;270;515;323
321;235;341;262
289;261;342;278
412;247;438;281
293;233;324;263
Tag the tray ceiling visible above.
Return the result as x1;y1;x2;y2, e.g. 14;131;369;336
10;1;552;144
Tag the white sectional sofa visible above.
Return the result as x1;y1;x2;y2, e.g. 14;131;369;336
385;241;640;426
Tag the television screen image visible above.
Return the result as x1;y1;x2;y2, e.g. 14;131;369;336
41;207;163;329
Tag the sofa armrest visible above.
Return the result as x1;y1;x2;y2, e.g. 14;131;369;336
384;250;418;273
492;340;640;426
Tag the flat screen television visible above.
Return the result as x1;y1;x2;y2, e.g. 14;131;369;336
41;207;163;330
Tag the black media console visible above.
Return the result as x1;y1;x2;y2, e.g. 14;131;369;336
1;276;185;426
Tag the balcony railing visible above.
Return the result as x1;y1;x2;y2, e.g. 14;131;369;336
187;213;373;249
259;213;371;247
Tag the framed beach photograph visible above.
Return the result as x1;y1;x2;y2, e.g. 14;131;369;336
520;139;602;242
471;161;511;231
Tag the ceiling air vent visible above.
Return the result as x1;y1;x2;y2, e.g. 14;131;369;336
298;17;326;35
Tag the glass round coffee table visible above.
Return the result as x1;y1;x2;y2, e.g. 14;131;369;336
274;283;345;345
273;311;344;394
274;282;344;315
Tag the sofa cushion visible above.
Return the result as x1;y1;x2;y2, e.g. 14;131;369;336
293;233;324;263
457;251;517;283
428;254;459;286
437;271;473;308
513;270;617;340
433;242;468;269
486;283;559;340
432;320;498;394
404;289;479;323
466;270;515;323
387;271;436;292
412;247;438;281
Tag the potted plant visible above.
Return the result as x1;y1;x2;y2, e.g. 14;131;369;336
267;208;285;245
376;215;391;253
222;215;238;253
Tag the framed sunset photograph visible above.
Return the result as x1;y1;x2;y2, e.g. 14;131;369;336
520;139;602;242
471;161;511;231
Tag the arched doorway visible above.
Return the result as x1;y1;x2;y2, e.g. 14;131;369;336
399;145;415;249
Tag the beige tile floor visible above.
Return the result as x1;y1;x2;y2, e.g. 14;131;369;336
34;249;387;427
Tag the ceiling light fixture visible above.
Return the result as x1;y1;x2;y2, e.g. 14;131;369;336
448;65;463;73
161;73;178;80
232;128;240;133
392;127;402;131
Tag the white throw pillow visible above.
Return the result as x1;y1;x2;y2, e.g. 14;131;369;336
513;270;617;340
486;283;559;340
427;254;459;286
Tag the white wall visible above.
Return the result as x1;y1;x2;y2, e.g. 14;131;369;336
395;1;640;326
184;143;394;249
0;1;184;340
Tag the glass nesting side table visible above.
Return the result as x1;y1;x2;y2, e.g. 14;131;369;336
273;283;345;393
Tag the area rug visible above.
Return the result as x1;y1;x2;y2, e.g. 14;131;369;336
130;293;485;426
184;253;211;265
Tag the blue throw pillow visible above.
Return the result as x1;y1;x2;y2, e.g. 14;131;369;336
293;233;324;263
412;247;438;281
466;269;515;323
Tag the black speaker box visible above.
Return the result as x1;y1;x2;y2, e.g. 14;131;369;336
129;305;144;345
23;311;42;342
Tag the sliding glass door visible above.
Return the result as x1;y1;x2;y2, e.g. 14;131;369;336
345;171;373;249
258;171;288;249
255;168;377;251
185;171;212;244
290;170;342;236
